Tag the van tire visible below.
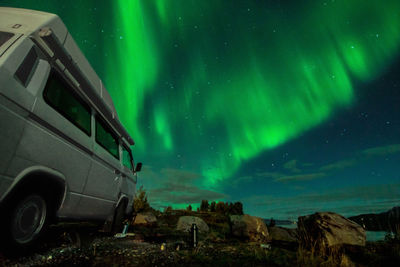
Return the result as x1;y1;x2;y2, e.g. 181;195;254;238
4;192;50;250
112;201;127;234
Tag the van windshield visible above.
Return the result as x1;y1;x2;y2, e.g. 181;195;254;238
0;31;14;47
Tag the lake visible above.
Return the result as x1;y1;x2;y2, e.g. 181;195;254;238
277;224;387;241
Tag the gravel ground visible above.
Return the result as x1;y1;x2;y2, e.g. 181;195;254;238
0;223;283;267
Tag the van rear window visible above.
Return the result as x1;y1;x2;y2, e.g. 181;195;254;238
0;31;14;47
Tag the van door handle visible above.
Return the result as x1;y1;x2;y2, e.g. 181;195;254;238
114;169;120;175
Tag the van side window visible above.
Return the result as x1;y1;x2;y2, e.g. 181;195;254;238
14;47;38;87
96;117;119;159
122;146;133;170
43;71;91;135
0;31;14;47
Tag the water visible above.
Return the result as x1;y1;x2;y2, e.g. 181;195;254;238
277;223;297;229
277;224;387;241
366;231;386;241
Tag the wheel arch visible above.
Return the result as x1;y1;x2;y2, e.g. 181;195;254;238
116;194;129;214
0;166;67;214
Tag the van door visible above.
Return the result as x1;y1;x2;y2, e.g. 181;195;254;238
78;115;121;219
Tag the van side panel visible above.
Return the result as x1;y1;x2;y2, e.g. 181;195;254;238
0;95;27;176
8;117;92;194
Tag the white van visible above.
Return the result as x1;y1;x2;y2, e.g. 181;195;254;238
0;7;142;248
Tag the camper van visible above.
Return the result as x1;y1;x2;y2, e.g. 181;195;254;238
0;7;141;248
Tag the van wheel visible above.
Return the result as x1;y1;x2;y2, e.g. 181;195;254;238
7;193;49;248
112;201;127;233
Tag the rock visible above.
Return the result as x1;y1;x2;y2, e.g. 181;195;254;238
132;212;157;226
269;226;298;243
298;212;366;251
230;214;269;242
176;216;209;233
340;254;356;267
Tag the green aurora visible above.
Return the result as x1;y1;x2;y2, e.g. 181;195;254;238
105;0;400;185
1;0;400;188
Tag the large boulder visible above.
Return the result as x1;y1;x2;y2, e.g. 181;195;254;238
230;214;269;242
132;212;157;226
176;216;209;233
298;212;366;251
269;226;298;243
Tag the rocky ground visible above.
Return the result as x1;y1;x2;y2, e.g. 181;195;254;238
1;211;400;266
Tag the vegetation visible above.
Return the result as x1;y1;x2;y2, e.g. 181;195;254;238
385;224;400;243
269;217;276;227
210;201;216;212
197;200;243;215
200;200;209;212
132;186;150;214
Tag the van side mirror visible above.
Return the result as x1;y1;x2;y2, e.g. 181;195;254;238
135;162;142;172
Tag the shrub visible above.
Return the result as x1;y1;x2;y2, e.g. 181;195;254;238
133;186;150;213
164;206;173;213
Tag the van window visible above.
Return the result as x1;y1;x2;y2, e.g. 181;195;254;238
14;47;38;87
96;117;119;159
122;145;133;170
43;71;91;135
0;31;14;47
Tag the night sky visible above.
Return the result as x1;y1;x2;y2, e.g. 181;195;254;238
2;0;399;219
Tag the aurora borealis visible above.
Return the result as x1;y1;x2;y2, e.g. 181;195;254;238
1;0;400;218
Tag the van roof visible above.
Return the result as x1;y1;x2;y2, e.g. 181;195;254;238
0;7;135;145
0;7;57;35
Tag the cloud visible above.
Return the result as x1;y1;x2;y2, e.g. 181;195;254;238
274;172;326;182
139;166;228;209
283;159;301;173
319;159;357;171
256;171;282;178
229;175;254;187
362;144;400;156
241;183;400;218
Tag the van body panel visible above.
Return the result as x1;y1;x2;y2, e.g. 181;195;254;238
26;59;51;97
57;191;81;218
79;143;122;217
74;192;116;219
0;95;27;174
13;117;92;194
0;38;37;111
